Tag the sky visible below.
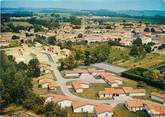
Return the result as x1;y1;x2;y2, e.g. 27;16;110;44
1;0;165;11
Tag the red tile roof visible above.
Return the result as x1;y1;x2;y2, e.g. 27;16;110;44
126;100;144;108
72;80;89;90
151;92;165;100
146;102;165;115
95;104;113;114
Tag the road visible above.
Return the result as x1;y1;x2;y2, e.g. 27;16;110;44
45;51;132;107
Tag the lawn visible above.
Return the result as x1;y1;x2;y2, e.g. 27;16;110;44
72;83;110;99
113;104;149;117
11;21;33;27
117;53;165;69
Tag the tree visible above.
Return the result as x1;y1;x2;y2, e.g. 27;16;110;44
133;37;142;45
84;51;91;66
47;36;56;45
77;33;83;38
150;69;163;79
12;35;20;40
28;59;40;77
144;27;150;32
151;28;156;33
129;45;139;57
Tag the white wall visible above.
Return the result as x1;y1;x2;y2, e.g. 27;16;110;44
96;112;113;117
58;100;72;108
73;105;95;113
129;93;145;97
65;73;79;77
81;84;89;88
151;95;165;104
41;83;49;88
76;88;83;93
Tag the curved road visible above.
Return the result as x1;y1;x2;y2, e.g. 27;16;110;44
44;51;133;107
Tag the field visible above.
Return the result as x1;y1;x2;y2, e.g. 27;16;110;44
72;83;109;99
115;53;165;69
11;21;33;27
113;104;149;117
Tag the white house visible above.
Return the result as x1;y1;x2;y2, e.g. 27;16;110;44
94;104;113;117
151;92;165;104
99;88;126;99
39;62;50;74
64;70;80;78
122;87;145;97
125;100;144;112
72;80;89;93
42;93;73;108
72;101;95;113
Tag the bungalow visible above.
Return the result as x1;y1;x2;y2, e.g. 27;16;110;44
42;94;73;108
144;102;165;117
72;80;89;93
94;104;113;117
122;87;145;97
151;92;165;104
125;100;144;112
98;72;123;87
64;70;80;78
38;74;58;90
99;88;125;99
72;101;96;113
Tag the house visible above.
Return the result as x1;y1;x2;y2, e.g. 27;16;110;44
144;102;165;117
122;87;145;97
72;80;89;93
72;101;96;113
39;62;50;74
38;74;58;90
94;104;113;117
42;93;73;108
125;100;144;112
64;70;80;78
151;92;165;104
99;88;125;99
98;72;123;87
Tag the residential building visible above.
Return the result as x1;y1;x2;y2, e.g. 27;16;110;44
94;104;113;117
151;92;165;104
123;87;145;97
72;80;89;93
125;100;144;112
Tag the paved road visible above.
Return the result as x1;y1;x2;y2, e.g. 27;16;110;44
45;52;133;107
91;63;126;74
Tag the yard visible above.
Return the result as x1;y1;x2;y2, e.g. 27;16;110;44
71;83;110;99
113;104;149;117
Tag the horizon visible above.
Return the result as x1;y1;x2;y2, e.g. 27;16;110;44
1;0;165;11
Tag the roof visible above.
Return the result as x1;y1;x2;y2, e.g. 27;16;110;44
99;72;122;83
72;80;89;90
72;100;96;109
126;100;144;108
151;92;165;100
123;87;145;94
41;93;73;103
146;102;165;115
99;88;125;95
38;73;53;80
95;104;113;114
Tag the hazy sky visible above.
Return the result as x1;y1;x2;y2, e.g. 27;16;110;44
1;0;165;10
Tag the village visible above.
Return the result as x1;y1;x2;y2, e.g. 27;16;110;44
1;6;165;117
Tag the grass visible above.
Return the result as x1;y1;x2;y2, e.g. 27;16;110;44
113;104;149;117
117;53;165;69
11;21;33;27
72;83;110;99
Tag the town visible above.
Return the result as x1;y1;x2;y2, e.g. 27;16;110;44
1;1;165;117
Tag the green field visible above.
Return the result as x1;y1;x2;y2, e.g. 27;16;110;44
116;53;165;69
113;104;149;117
